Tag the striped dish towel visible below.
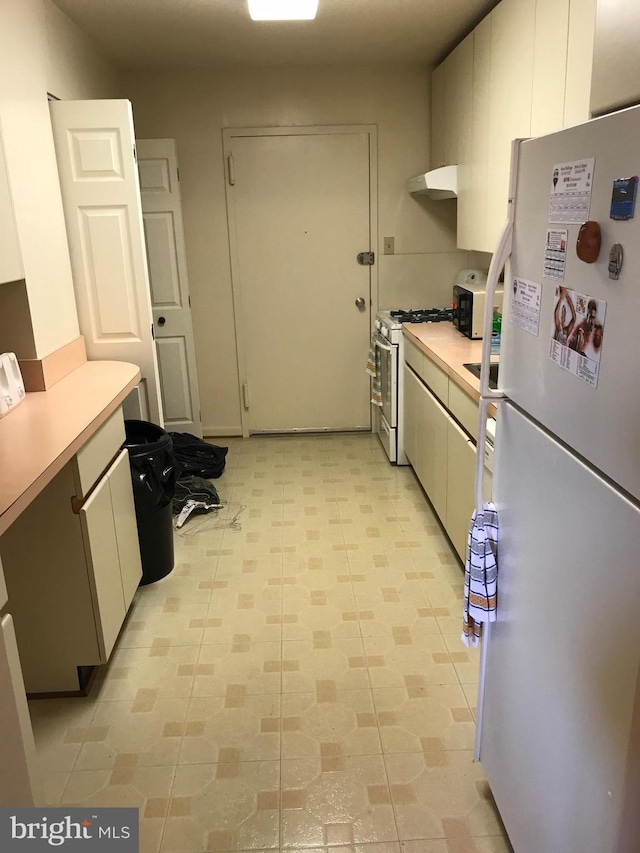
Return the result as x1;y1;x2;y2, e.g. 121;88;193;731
462;501;499;648
366;335;383;407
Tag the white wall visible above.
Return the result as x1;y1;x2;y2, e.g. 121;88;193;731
0;0;120;360
44;0;121;101
124;65;482;436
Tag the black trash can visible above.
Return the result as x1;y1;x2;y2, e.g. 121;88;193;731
123;420;176;585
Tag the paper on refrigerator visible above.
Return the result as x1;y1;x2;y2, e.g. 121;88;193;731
549;286;606;388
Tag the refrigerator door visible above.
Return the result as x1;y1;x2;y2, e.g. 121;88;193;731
479;403;640;853
500;105;640;501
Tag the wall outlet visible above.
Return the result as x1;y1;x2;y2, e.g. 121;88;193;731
383;236;395;255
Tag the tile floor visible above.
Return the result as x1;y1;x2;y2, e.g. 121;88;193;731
28;433;511;853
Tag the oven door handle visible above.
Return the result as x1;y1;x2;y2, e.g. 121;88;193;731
375;338;393;353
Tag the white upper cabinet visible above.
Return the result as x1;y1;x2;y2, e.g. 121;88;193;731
590;0;638;116
430;34;473;169
0;128;22;286
485;0;536;251
444;0;597;253
431;63;446;170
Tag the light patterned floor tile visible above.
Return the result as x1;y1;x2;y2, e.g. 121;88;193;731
281;689;382;760
41;770;71;806
281;638;371;693
61;765;175;853
192;641;282;697
363;636;458;689
384;751;505;841
29;697;97;772
162;761;280;852
91;645;199;701
118;604;209;648
353;595;441;640
280;755;398;848
402;841;512;853
179;694;281;764
30;433;511;852
372;686;475;753
75;697;190;770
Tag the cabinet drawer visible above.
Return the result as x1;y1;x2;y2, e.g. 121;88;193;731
73;407;125;500
404;337;424;375
448;381;479;441
403;337;449;405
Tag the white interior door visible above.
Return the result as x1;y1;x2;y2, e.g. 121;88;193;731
137;139;202;436
50;99;163;426
225;128;374;434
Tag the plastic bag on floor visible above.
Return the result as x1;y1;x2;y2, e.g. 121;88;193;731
173;475;223;529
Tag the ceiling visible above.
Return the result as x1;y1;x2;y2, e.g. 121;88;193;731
51;0;497;71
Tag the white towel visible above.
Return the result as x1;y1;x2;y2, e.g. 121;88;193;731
461;501;498;648
366;335;383;407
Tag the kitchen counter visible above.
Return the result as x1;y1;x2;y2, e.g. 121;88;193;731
0;360;140;537
403;321;498;412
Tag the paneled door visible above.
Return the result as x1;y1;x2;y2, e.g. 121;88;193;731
224;127;375;434
50;99;163;426
137;139;202;436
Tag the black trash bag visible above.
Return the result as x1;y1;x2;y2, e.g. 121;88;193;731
125;421;176;512
173;475;223;529
169;432;228;479
123;420;176;584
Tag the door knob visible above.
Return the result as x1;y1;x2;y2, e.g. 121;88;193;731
157;316;166;326
355;297;366;309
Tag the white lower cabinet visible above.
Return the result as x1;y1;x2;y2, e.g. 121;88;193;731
0;408;142;694
446;419;477;560
80;449;141;661
404;357;485;562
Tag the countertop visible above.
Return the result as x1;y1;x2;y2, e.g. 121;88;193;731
0;361;140;536
403;321;498;411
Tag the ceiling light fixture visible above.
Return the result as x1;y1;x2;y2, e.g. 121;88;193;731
247;0;318;21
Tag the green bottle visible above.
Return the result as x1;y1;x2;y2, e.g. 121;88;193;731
491;310;502;355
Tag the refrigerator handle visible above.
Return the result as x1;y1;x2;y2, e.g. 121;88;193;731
473;138;522;516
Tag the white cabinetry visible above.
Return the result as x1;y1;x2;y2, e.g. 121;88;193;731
0;128;22;286
590;0;639;116
430;34;473;170
447;0;597;253
403;336;490;562
0;582;39;806
0;407;142;694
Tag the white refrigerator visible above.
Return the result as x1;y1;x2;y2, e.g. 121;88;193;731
477;106;640;853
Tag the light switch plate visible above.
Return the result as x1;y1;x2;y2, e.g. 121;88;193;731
383;237;395;255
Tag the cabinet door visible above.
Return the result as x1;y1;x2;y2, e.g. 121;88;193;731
458;15;491;250
416;380;448;522
108;449;142;610
531;0;570;137
80;474;125;661
444;34;473;167
485;0;535;251
565;0;596;126
590;0;639;117
0;614;38;807
0;128;22;285
431;62;446;169
446;417;476;561
403;364;419;467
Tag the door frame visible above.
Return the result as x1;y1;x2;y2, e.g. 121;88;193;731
222;124;378;438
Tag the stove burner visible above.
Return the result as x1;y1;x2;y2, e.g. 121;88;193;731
389;307;455;324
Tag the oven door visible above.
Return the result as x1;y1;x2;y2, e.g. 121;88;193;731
375;335;398;462
376;336;397;428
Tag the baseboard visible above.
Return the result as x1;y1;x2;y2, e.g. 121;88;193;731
203;425;243;438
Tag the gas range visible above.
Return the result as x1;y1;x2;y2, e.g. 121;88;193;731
376;307;454;340
390;307;455;325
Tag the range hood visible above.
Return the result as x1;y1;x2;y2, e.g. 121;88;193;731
406;165;457;200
